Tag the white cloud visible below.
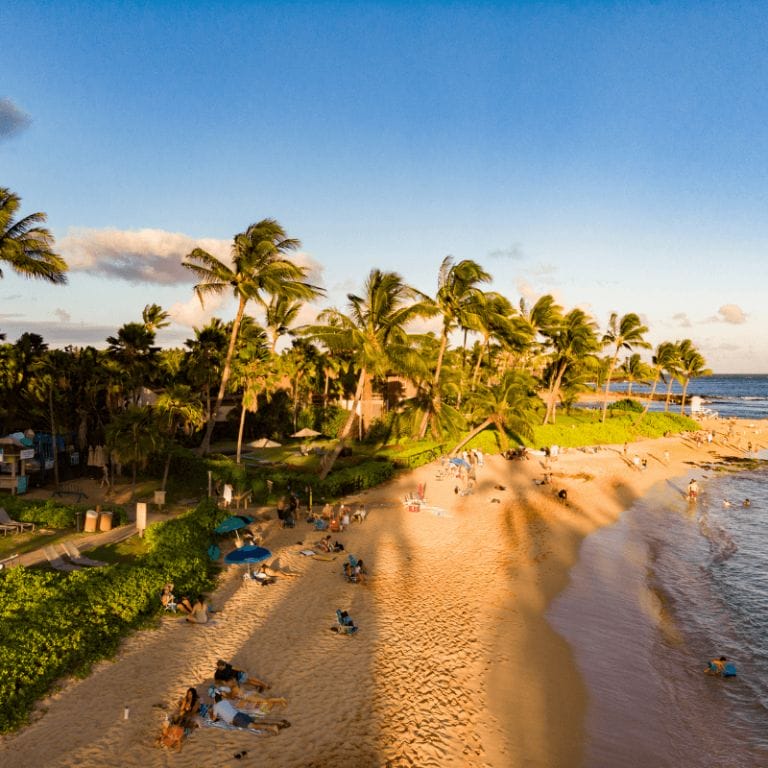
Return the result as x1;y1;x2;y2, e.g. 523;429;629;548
169;292;231;330
60;227;229;284
673;312;692;328
716;304;747;324
53;308;71;323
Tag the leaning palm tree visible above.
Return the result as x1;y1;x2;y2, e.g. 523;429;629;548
0;188;68;283
417;256;491;438
600;312;650;422
182;219;323;454
676;339;712;415
451;371;538;455
303;269;433;479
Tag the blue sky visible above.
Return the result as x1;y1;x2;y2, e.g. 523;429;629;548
2;1;767;371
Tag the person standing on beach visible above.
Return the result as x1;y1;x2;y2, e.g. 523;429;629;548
688;479;699;501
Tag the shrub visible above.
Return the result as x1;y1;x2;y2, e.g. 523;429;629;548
608;398;644;413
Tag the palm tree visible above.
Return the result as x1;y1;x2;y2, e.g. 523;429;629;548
467;292;515;390
600;313;650;422
142;303;170;333
182;218;323;454
154;384;205;491
417;257;490;438
620;353;653;396
105;406;158;498
265;294;302;353
676;339;712;415
641;342;678;416
0;188;68;284
184;318;229;424
541;308;600;424
304;269;433;478
451;371;538;454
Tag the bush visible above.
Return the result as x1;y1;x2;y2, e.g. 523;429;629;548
608;398;644;413
0;498;222;733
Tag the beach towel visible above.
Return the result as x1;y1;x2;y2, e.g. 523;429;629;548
299;549;316;556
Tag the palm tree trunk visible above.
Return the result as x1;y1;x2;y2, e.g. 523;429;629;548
418;330;449;439
680;378;690;415
198;297;246;454
236;404;247;464
319;367;366;480
451;417;493;455
471;338;488;391
664;378;674;412
162;454;171;492
544;364;567;425
601;356;617;423
640;371;661;417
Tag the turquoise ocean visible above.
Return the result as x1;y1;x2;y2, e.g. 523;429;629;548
549;375;768;767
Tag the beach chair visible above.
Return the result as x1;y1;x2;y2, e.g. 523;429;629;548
60;540;107;567
334;609;358;635
43;545;81;572
0;507;35;533
344;554;364;583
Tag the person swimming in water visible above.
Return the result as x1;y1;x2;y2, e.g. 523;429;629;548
688;479;699;501
743;498;751;507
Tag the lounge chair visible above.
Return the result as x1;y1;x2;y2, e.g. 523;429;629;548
60;540;107;567
0;507;34;533
43;545;81;572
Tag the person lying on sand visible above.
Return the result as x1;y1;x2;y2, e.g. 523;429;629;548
211;692;290;733
209;684;287;711
214;660;269;693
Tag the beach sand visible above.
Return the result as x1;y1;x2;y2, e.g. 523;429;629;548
0;419;757;768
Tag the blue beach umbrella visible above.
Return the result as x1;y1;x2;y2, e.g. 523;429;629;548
449;457;471;469
224;545;272;576
214;515;254;534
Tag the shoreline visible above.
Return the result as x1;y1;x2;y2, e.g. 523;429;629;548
0;419;763;767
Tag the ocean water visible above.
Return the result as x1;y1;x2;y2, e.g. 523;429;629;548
549;468;768;767
607;373;768;421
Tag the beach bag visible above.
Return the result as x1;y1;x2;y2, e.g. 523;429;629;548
158;722;185;751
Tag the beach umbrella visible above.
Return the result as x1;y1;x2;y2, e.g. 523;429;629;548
249;437;282;448
449;457;471;469
224;545;272;576
214;515;254;544
291;427;321;438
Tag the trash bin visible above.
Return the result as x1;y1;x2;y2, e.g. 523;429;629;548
99;510;113;532
154;490;166;506
84;509;99;533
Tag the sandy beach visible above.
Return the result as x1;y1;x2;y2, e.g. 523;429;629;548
0;417;761;768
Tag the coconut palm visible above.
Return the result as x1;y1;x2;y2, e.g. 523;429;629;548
467;292;517;390
600;312;650;422
641;342;678;416
541;308;600;424
620;353;653;396
0;188;68;284
105;405;159;498
451;371;538;454
265;293;302;353
142;303;170;333
184;318;229;423
304;269;433;478
417;257;490;438
154;384;205;491
182;219;323;454
676;340;712;415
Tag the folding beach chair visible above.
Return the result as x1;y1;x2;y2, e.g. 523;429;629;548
334;609;358;635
